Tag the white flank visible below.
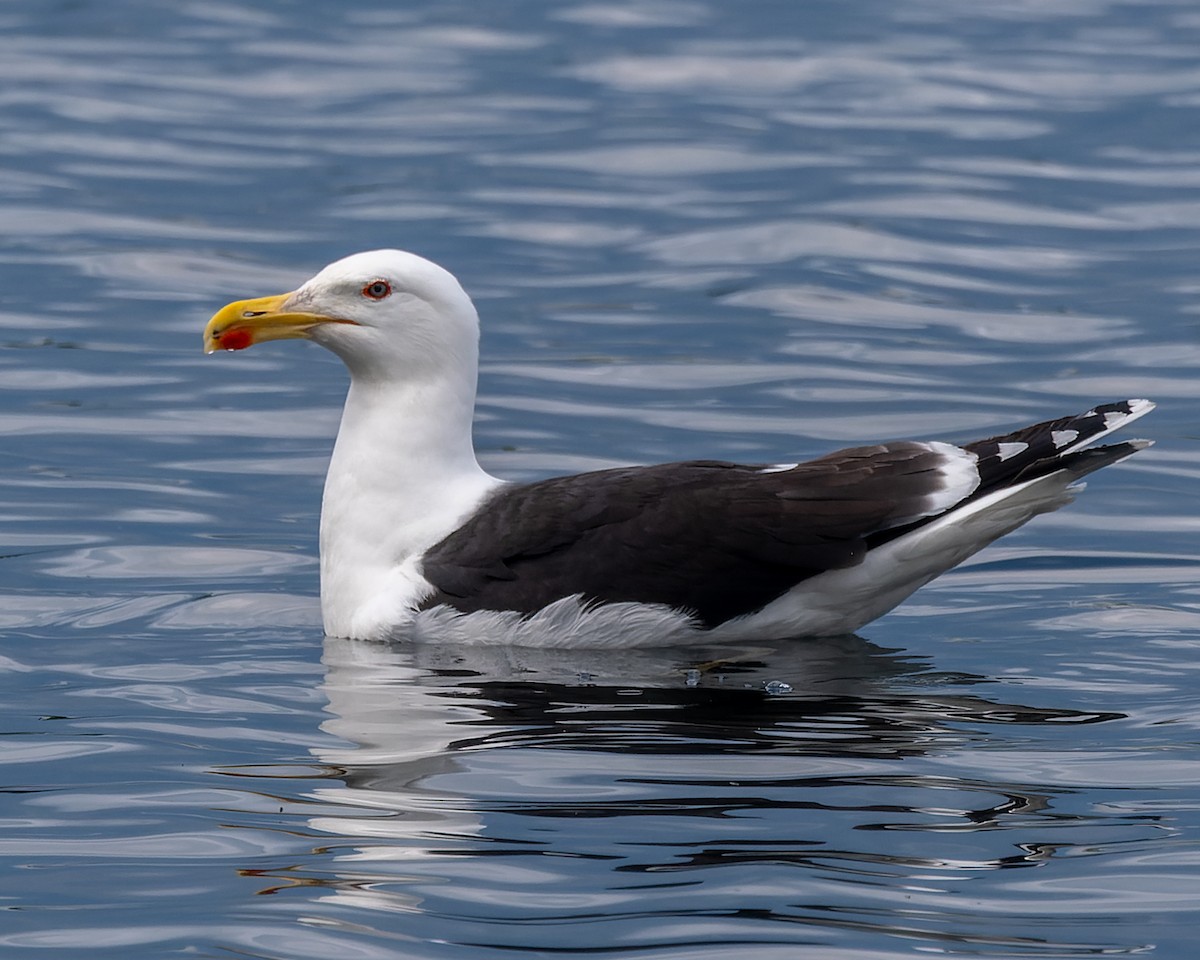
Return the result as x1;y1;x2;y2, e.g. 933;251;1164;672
711;466;1089;640
403;595;705;649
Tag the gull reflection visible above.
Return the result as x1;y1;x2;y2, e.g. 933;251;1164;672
297;633;1125;915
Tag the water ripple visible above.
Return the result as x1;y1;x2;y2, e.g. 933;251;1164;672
2;0;1198;957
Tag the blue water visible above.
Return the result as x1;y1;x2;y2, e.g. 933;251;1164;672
2;0;1200;956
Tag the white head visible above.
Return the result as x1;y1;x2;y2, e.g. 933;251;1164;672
205;250;501;639
204;249;481;385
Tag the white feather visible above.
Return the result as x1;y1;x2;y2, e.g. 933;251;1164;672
919;441;980;517
402;596;704;649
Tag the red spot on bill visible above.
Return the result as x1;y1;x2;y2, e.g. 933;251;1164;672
219;328;254;351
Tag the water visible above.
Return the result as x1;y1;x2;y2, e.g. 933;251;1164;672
2;0;1199;956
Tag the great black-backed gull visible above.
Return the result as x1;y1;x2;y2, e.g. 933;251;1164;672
203;249;1153;647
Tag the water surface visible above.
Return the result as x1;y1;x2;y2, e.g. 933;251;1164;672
2;0;1199;957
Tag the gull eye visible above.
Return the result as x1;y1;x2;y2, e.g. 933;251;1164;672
362;279;392;300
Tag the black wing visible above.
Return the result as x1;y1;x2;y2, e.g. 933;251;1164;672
419;400;1150;626
419;442;964;626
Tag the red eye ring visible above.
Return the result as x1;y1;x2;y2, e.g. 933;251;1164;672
362;279;392;300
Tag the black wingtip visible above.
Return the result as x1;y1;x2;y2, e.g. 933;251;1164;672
1059;438;1152;480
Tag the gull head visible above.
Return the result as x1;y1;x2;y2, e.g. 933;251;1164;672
204;249;481;383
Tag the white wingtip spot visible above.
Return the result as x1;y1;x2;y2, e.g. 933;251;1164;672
1055;400;1155;456
1051;429;1079;448
1110;398;1155;423
997;442;1028;461
1104;400;1155;429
